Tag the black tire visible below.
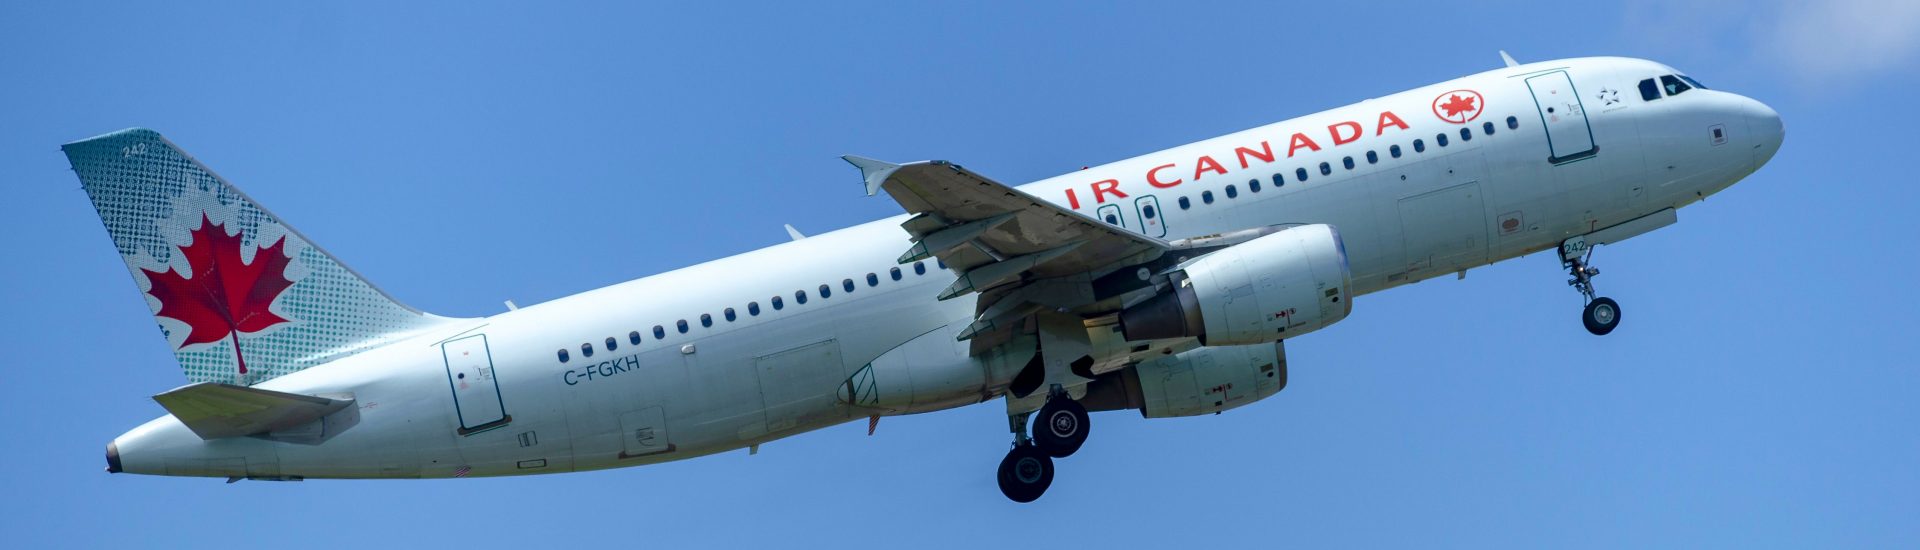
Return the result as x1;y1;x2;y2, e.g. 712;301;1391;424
1583;297;1621;336
997;444;1054;503
1032;397;1090;458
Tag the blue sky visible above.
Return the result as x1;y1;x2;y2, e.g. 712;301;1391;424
4;1;1916;547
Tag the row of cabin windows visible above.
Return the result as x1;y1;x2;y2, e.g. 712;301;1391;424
556;259;945;363
1176;115;1521;211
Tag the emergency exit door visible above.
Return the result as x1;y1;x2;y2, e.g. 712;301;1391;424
1525;71;1598;164
442;334;510;435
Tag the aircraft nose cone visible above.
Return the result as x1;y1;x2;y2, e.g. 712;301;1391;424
1747;97;1784;167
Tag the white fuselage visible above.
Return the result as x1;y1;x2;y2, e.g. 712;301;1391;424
112;57;1782;480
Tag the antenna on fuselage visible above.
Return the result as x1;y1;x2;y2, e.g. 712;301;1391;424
1499;50;1519;68
784;224;807;241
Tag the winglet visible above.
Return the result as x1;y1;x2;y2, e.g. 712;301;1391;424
841;155;902;196
1499;50;1519;68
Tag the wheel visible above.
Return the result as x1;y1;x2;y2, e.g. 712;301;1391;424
1032;397;1090;458
997;444;1054;503
1583;297;1621;336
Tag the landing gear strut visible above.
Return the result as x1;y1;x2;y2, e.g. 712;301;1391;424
1563;236;1621;336
997;390;1093;502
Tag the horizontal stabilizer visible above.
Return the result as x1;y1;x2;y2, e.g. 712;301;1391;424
153;382;357;444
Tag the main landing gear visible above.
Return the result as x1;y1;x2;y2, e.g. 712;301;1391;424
1562;236;1621;336
997;390;1091;502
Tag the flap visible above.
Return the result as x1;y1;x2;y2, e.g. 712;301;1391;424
153;382;355;440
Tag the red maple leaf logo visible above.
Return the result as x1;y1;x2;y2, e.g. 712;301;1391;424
1439;94;1477;117
1431;89;1484;124
141;214;296;375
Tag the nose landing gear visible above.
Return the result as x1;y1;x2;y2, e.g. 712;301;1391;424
1563;236;1621;336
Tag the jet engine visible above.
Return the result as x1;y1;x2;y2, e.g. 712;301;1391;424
1082;342;1287;418
1117;224;1351;346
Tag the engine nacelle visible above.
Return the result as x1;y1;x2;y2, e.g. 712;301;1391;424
1082;342;1288;418
1118;224;1351;346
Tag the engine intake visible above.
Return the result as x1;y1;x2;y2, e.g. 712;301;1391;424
1119;224;1351;346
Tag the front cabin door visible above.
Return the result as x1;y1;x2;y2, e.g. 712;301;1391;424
1525;70;1598;164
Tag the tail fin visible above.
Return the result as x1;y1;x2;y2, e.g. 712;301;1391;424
63;128;456;386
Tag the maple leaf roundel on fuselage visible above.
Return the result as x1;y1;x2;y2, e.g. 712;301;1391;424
140;214;296;355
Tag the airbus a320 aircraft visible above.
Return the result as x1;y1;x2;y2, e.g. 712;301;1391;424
76;55;1780;502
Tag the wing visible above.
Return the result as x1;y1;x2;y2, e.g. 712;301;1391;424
844;156;1171;353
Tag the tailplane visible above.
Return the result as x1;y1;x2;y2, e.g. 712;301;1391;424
63;128;457;385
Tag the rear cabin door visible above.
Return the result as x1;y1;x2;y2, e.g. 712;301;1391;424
442;334;510;434
1525;71;1598;164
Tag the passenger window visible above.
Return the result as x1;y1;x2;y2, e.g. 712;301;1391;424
914;261;926;275
1271;173;1286;188
1145;204;1159;217
1296;168;1309;182
1482;121;1495;136
867;273;879;287
653;325;666;339
1506;116;1519;130
1178;196;1191;210
628;331;641;345
937;258;946;270
889;267;902;281
842;279;855;293
1390;144;1402;158
700;314;712;327
1104;213;1118;224
581;343;594;358
1318;162;1331;176
677;320;689;333
1660;75;1691;96
1639;78;1661;101
1459;128;1471;141
557;349;570;363
724;308;736;322
1248;178;1260;192
748;302;761;316
605;337;617;351
1436;133;1449;147
1342;156;1354;170
772;296;784;310
1414;139;1425;152
819;284;831;299
795;290;808;304
1201;190;1214;204
1366;151;1378;164
1224;185;1237;199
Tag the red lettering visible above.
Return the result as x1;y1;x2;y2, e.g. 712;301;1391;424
1376;111;1409;135
1090;179;1128;204
1286;133;1321;157
1192;156;1227;180
1233;141;1275;168
1064;187;1081;210
1328;121;1362;146
1146;163;1182;188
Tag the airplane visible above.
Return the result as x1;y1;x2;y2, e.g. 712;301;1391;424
74;54;1781;502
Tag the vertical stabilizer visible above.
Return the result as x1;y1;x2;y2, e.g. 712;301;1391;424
63;129;458;385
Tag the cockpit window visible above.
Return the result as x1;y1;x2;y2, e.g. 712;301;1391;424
1660;75;1692;96
1638;78;1661;101
1678;74;1706;90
